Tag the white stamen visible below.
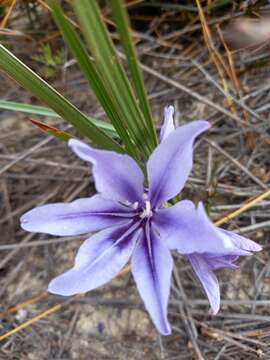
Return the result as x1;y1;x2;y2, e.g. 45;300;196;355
140;200;152;219
132;201;139;210
145;200;151;215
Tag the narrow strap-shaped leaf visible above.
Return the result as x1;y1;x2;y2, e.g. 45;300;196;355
72;0;155;157
0;44;123;152
0;100;117;136
110;0;157;146
0;100;59;117
47;0;137;158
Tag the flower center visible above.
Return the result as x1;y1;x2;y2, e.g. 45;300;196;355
140;200;152;219
129;194;153;219
139;193;153;219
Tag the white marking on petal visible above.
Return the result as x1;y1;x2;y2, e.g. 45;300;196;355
132;201;139;210
218;230;234;249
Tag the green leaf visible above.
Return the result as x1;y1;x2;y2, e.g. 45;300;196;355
0;44;123;152
0;100;117;136
110;0;157;146
0;99;60;117
47;0;137;158
72;0;155;158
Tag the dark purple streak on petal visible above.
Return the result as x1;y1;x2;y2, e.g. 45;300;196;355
131;221;172;335
21;195;136;236
48;221;142;296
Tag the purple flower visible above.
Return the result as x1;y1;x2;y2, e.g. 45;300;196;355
21;106;261;335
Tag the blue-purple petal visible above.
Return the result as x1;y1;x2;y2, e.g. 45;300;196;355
147;120;210;208
160;105;175;142
131;222;172;335
202;253;239;270
48;222;141;296
188;253;220;314
219;229;262;252
154;201;261;255
21;195;135;236
69;139;144;204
